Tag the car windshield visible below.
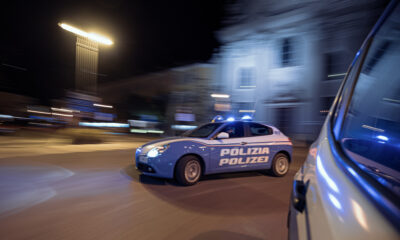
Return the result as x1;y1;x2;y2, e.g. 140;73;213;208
182;122;223;138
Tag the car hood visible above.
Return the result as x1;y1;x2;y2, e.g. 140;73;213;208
141;137;182;147
140;137;200;153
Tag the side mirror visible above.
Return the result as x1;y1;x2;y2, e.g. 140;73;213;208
292;180;308;213
216;132;229;139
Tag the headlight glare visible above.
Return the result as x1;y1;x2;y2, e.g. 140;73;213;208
146;144;169;158
147;148;159;158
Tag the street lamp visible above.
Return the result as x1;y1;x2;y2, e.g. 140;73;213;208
58;22;113;93
58;23;113;45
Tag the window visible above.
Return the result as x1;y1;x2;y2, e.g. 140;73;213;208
332;53;364;131
238;68;255;88
338;5;400;198
236;102;255;114
324;51;349;81
320;97;335;115
219;122;244;138
363;40;392;74
281;38;297;67
275;107;293;136
248;123;272;136
183;123;223;138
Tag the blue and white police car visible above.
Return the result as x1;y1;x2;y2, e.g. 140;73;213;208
135;118;292;185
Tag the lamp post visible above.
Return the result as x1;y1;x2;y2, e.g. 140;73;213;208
58;23;113;93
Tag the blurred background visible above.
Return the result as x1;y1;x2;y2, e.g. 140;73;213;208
0;0;390;143
0;1;395;239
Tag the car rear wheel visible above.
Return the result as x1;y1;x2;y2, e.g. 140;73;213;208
271;153;290;177
175;155;202;186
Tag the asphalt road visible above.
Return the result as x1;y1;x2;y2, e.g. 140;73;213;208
0;146;308;240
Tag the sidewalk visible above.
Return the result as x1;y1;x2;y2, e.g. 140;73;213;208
0;133;158;158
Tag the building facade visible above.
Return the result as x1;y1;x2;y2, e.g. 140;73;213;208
99;63;216;134
214;0;388;141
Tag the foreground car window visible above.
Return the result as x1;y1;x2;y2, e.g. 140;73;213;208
183;123;223;138
339;5;400;198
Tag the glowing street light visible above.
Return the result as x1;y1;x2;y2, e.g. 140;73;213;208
59;22;113;93
58;23;113;45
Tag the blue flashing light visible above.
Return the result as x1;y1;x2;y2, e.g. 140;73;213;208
212;115;224;122
241;115;252;120
377;135;388;141
29;115;54;121
227;117;235;122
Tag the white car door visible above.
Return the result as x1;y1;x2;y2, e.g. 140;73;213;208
208;122;271;173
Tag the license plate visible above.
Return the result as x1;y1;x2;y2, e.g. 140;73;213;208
139;156;148;163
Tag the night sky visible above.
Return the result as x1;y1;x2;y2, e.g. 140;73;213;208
1;0;227;102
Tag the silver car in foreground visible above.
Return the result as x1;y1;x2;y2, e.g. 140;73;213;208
288;1;400;239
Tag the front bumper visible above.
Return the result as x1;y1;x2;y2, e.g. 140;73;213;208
135;153;175;179
136;162;156;173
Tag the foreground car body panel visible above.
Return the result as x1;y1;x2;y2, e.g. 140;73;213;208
290;125;399;240
135;121;292;179
288;1;400;239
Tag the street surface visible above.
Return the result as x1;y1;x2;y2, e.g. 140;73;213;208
0;136;308;240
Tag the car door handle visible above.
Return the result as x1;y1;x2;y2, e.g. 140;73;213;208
241;142;247;145
292;180;308;213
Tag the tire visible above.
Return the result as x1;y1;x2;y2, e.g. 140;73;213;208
175;155;202;186
271;153;290;177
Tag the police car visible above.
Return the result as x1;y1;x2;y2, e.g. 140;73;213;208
135;118;292;185
288;1;400;239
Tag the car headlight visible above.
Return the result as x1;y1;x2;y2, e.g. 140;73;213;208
147;144;169;158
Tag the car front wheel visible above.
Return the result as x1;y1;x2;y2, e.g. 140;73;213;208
271;153;290;177
175;155;202;186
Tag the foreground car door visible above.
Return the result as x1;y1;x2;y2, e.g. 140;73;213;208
289;3;400;239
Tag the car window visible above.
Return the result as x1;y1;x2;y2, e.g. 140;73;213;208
219;122;244;138
248;123;272;136
182;123;223;138
338;4;400;198
332;62;360;132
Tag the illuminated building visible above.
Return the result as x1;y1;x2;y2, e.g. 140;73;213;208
213;0;387;141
